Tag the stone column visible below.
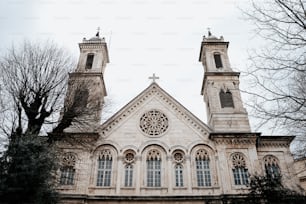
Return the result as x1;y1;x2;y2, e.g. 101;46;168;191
116;156;122;194
185;155;192;193
135;155;141;194
167;155;173;193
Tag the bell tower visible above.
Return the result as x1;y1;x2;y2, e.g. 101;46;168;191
199;32;250;132
63;32;109;132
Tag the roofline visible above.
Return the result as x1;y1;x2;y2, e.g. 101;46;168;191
199;41;229;62
100;82;212;133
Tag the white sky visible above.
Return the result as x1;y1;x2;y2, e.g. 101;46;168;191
0;0;265;133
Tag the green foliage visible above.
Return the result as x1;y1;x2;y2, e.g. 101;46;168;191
0;135;59;204
247;175;306;204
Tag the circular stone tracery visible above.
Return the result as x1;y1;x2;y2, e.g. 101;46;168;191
173;152;184;163
140;110;169;136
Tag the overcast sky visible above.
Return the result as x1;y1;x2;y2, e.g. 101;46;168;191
0;0;266;133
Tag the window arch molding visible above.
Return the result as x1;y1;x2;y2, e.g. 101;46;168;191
141;145;167;188
139;141;169;155
190;144;217;187
91;144;118;187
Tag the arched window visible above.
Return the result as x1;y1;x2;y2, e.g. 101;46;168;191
264;155;280;179
175;164;184;187
97;149;112;186
60;153;76;185
85;53;94;69
123;150;135;187
214;53;223;68
231;153;249;185
220;89;234;108
173;151;184;187
147;149;161;187
124;164;133;187
195;149;211;187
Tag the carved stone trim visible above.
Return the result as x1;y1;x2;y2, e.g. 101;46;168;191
210;134;257;145
62;152;77;167
139;109;169;136
147;149;161;160
231;153;246;168
195;149;210;160
98;149;112;160
123;149;136;164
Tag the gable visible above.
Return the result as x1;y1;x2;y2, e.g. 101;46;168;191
97;83;212;149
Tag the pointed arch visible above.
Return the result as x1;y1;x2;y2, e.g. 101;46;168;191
264;155;281;179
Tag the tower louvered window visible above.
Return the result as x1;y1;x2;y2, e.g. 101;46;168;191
220;90;234;108
214;53;223;68
85;53;94;69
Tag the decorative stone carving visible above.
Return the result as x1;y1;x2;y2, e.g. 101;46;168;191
124;150;136;163
147;149;161;160
140;110;168;136
173;151;184;163
195;149;210;160
62;152;76;167
264;155;279;166
98;149;112;160
231;153;246;168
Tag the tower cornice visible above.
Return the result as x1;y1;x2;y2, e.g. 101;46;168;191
201;72;240;95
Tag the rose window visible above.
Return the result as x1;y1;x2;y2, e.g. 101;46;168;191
62;153;76;167
232;153;246;168
173;152;184;163
140;110;168;136
125;152;135;163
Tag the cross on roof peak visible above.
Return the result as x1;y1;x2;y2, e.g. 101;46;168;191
148;73;159;83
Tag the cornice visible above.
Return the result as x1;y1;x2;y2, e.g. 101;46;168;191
257;136;294;148
69;72;103;77
209;133;258;145
201;72;240;95
51;132;99;146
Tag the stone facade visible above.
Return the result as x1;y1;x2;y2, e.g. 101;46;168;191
55;33;304;203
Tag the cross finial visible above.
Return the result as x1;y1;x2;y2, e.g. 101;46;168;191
96;27;100;37
207;27;212;36
148;73;159;83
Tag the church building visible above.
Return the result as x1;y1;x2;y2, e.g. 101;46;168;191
55;32;303;203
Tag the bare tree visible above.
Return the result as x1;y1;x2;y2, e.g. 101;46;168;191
241;0;306;153
0;40;74;137
0;40;76;203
